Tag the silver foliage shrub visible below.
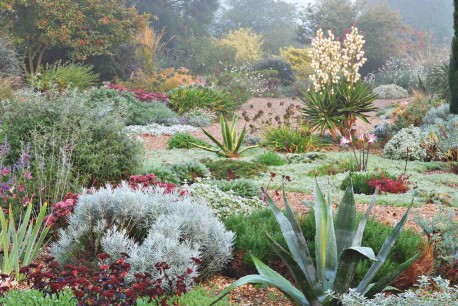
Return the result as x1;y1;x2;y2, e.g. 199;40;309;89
383;125;427;161
422;103;450;126
373;84;409;99
334;276;458;305
51;183;234;288
422;115;458;161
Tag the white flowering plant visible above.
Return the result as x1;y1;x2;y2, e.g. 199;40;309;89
185;177;265;218
125;123;197;136
302;27;376;139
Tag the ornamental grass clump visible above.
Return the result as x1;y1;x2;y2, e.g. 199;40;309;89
302;27;376;139
212;182;418;305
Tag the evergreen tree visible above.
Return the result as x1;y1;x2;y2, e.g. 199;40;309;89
450;0;458;114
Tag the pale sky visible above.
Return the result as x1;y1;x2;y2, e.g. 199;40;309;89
284;0;315;5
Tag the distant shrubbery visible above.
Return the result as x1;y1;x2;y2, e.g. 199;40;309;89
31;62;99;91
0;90;142;199
373;84;409;99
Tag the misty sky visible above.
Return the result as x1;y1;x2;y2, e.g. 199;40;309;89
284;0;315;5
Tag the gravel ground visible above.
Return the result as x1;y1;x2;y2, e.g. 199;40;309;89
142;97;402;152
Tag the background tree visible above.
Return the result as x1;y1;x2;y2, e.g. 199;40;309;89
217;28;264;64
297;0;407;74
217;0;299;54
1;0;148;75
357;2;407;73
134;0;219;44
450;0;458;115
297;0;362;42
368;0;453;40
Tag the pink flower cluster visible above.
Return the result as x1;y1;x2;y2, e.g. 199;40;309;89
107;84;169;103
340;133;377;146
44;193;79;228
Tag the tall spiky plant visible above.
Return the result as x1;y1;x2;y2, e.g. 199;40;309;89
450;0;458;114
211;183;418;305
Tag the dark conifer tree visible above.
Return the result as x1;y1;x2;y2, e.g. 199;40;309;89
450;0;458;114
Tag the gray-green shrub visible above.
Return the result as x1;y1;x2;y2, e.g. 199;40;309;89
0;89;142;192
90;88;179;126
167;133;211;150
422;103;450;125
373;84;409;99
170;161;210;184
422;115;458;161
383;125;427;160
51;183;234;286
216;178;259;198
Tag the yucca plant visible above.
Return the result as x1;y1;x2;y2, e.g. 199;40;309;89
0;203;50;280
302;80;376;139
193;115;257;158
211;183;418;305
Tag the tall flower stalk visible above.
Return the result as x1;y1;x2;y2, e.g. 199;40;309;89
340;132;377;172
303;27;376;139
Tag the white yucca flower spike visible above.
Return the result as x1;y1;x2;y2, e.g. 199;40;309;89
309;26;366;92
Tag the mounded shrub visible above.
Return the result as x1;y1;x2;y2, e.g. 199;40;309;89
373;84;409;99
254;151;287;166
167;133;211;150
216;178;259;199
186;178;264;218
187;115;212;127
170;161;210;184
422;115;458;161
90;88;179;126
254;57;295;85
422;103;450;125
0;89;142;194
51;183;234;285
201;159;268;180
168;86;237;116
383;126;427;161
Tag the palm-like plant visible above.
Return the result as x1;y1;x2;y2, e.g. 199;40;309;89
211;183;418;305
192;115;257;158
301;89;343;139
302;80;377;138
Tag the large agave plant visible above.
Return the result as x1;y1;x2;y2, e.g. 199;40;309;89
193;115;257;158
211;183;418;305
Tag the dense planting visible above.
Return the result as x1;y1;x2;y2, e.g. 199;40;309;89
0;1;455;304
